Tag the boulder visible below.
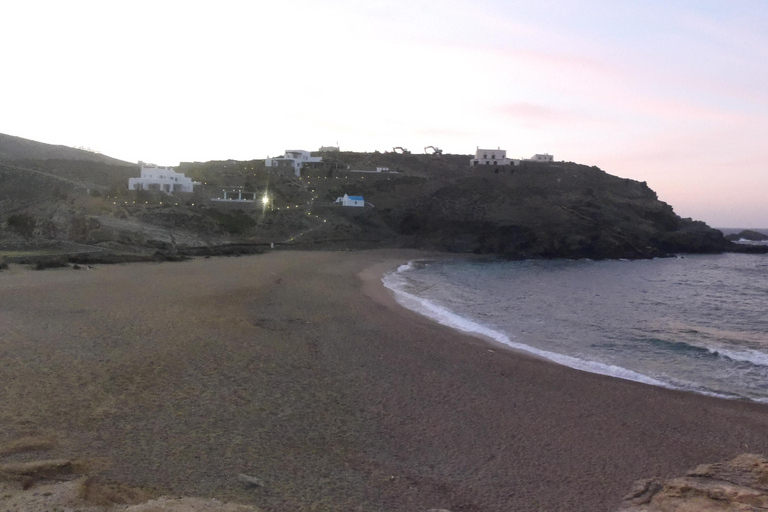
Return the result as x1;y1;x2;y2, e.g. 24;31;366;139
725;229;768;242
0;458;72;478
619;453;768;511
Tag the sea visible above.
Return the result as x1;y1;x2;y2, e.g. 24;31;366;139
383;250;768;403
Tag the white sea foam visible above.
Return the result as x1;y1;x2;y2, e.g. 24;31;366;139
711;347;768;367
396;262;414;272
383;263;670;389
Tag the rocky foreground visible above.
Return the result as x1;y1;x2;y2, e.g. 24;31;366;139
620;453;768;511
0;479;258;512
4;452;767;512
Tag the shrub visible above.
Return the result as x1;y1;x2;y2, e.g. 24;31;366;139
7;213;36;238
135;188;151;203
205;209;256;234
34;259;69;270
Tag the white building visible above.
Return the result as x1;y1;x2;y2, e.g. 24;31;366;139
347;166;391;173
128;163;199;193
211;188;256;202
528;153;554;162
265;150;323;176
335;194;365;207
470;148;520;167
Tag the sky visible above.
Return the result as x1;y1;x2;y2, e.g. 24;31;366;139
2;1;767;227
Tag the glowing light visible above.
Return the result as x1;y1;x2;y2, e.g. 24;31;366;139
261;194;269;206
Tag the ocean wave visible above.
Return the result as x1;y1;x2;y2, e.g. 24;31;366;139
714;347;768;367
646;336;768;368
396;262;414;272
383;264;670;389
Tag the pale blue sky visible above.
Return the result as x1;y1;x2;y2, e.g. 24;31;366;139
1;1;766;227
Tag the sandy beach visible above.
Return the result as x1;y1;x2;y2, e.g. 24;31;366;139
2;249;768;511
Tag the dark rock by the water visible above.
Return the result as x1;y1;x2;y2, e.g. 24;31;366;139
725;229;768;241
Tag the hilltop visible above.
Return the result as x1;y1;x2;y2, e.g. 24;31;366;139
0;132;130;165
0;139;753;261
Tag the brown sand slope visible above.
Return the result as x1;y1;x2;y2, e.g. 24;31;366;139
1;250;768;512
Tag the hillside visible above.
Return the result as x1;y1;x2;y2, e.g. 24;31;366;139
290;155;732;258
0;132;131;165
0;145;755;261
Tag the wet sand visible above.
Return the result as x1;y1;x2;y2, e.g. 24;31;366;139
2;249;768;511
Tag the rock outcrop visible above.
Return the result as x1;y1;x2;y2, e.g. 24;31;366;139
374;161;734;259
725;229;768;242
0;478;261;512
619;453;768;511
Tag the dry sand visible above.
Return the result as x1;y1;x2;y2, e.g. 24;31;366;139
1;249;768;512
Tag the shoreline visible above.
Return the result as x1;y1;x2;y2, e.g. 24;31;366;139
358;255;555;364
2;249;768;512
365;254;767;405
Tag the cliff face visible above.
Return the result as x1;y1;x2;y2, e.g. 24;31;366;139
369;160;731;259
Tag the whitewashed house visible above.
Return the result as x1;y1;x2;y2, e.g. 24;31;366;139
528;153;554;162
128;163;199;193
470;148;520;167
265;150;323;176
335;194;365;207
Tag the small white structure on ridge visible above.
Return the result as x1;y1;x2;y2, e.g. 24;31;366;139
128;163;199;193
528;153;554;162
470;147;520;167
347;166;391;173
265;150;323;176
335;194;365;207
211;188;256;202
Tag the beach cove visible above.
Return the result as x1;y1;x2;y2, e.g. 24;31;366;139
2;249;768;512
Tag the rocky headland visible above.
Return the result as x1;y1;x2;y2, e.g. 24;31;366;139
0;134;762;263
